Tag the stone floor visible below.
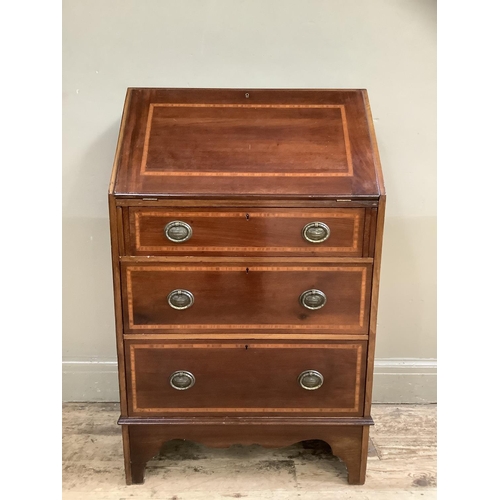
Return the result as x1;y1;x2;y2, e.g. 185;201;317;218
62;403;436;499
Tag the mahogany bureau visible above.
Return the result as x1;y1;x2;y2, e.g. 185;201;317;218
108;88;385;485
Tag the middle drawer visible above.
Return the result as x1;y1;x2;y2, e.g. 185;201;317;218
121;261;372;334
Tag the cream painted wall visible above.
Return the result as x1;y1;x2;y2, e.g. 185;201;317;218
62;0;436;401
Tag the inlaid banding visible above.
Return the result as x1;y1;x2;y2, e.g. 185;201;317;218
129;343;363;414
139;103;353;177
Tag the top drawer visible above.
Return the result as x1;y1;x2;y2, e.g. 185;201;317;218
126;208;367;257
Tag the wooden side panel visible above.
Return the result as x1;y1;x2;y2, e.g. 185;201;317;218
361;208;378;257
109;89;132;195
364;196;386;416
108;196;128;415
367;208;378;257
361;90;385;196
361;91;385;417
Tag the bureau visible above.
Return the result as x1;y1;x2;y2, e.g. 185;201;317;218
108;88;385;485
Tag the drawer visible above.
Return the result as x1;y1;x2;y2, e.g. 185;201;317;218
126;208;366;256
122;262;372;334
125;340;367;416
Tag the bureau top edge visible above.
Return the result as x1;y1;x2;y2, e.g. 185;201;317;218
109;88;385;199
109;195;380;209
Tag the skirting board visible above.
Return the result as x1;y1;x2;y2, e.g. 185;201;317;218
62;358;436;404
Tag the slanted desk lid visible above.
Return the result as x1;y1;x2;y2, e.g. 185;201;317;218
111;88;383;199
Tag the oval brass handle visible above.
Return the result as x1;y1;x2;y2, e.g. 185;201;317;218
298;370;324;390
164;220;193;243
167;289;194;310
170;370;196;390
302;222;330;243
299;289;327;310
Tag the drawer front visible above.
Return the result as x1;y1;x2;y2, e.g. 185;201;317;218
125;341;367;416
127;208;366;256
122;262;372;334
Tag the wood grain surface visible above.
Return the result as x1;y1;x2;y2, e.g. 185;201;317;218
121;262;372;333
111;88;383;198
125;422;368;485
128;207;366;256
124;340;366;417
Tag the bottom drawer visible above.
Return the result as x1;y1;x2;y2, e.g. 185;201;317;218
125;340;367;416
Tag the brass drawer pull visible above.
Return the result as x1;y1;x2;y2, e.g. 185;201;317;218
169;371;196;390
302;222;330;243
167;289;194;310
299;289;327;310
298;370;324;390
164;220;193;243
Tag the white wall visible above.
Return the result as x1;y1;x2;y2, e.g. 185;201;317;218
62;0;436;402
